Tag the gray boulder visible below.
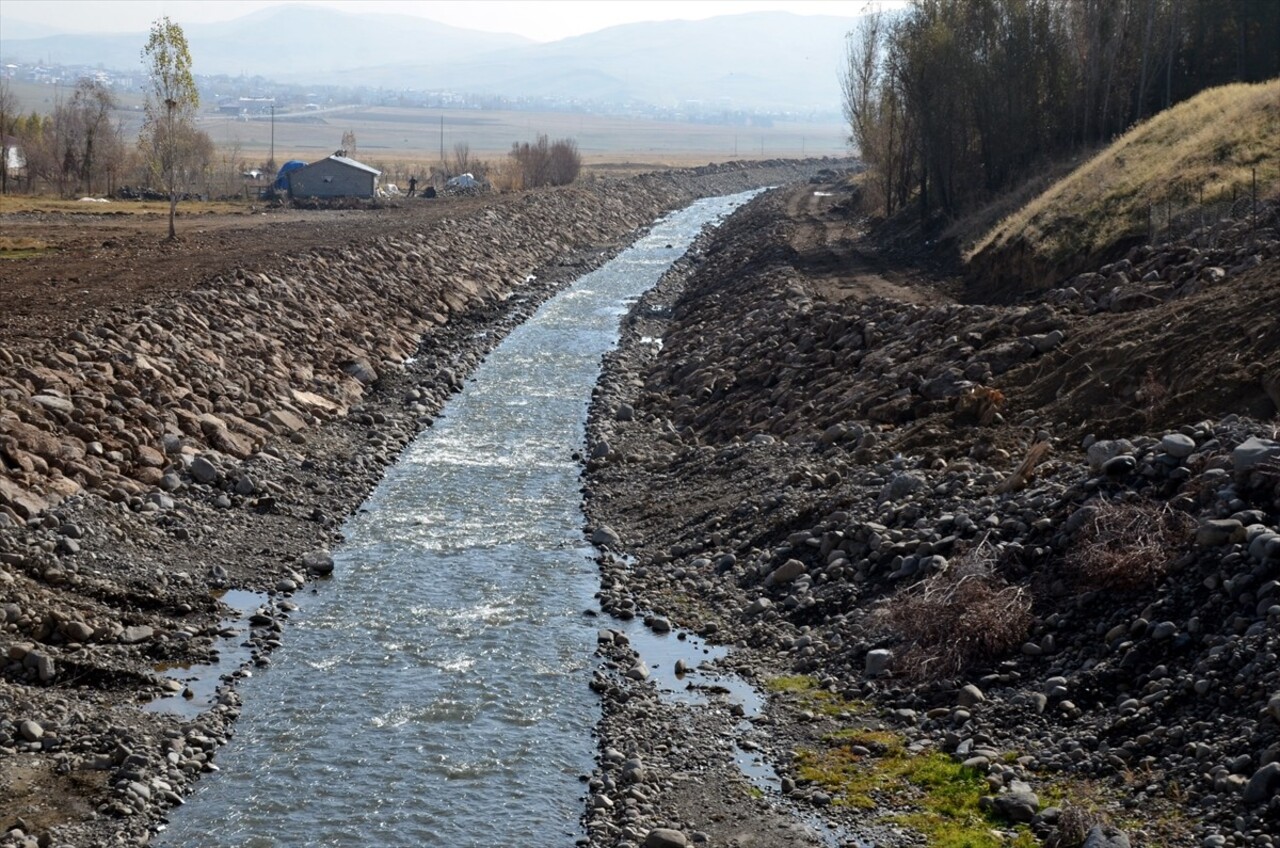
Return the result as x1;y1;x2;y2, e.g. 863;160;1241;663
303;550;335;576
590;525;622;548
642;829;689;848
189;456;219;485
1083;825;1131;848
864;649;893;677
1243;762;1280;804
1233;436;1280;472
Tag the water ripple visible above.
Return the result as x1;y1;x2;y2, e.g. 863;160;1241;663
156;192;762;848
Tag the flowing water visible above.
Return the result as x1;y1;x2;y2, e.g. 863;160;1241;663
156;192;761;848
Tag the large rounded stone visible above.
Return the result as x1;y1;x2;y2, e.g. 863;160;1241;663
642;829;689;848
1160;433;1196;458
302;550;335;576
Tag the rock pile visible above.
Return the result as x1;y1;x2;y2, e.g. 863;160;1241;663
584;183;1280;846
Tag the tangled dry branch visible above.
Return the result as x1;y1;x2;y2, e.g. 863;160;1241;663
885;548;1032;681
1064;499;1195;591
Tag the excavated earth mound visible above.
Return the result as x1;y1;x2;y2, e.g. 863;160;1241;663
583;182;1280;847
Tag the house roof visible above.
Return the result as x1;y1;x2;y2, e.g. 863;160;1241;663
313;154;381;176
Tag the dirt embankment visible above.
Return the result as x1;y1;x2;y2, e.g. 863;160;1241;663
583;181;1280;847
0;159;837;848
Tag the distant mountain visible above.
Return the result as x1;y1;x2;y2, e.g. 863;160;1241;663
0;4;532;77
0;17;70;41
287;12;860;112
0;6;859;112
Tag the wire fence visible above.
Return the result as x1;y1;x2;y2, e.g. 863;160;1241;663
1145;165;1271;248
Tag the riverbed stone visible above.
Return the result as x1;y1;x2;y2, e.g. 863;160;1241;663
189;456;219;485
642;828;689;848
591;525;622;548
993;782;1039;822
121;626;154;644
767;559;806;585
1242;762;1280;804
1160;433;1196;458
865;649;893;677
1233;436;1280;471
957;684;985;707
1083;825;1132;848
1197;519;1246;546
302;550;335;576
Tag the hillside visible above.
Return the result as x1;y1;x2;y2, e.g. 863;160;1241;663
967;80;1280;301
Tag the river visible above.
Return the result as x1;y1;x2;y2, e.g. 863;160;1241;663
155;191;759;848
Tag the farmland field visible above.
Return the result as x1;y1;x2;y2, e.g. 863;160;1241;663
6;78;848;170
204;105;849;168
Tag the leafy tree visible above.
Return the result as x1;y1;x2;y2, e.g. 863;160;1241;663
140;16;199;239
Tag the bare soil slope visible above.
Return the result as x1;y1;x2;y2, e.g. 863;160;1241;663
583;178;1280;847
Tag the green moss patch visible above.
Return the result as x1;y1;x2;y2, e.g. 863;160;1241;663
795;729;1032;847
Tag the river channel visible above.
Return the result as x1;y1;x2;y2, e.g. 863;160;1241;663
155;191;760;847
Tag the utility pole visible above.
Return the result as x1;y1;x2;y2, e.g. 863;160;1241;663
269;104;275;170
439;114;444;166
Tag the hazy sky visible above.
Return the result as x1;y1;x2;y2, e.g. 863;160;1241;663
2;1;892;41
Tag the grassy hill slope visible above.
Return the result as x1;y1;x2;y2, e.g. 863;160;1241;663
966;79;1279;300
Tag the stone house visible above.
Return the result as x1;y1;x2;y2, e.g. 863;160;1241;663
288;154;380;199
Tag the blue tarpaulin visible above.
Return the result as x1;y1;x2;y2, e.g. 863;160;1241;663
274;160;307;190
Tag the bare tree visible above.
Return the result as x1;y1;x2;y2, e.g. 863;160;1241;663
451;141;471;175
841;12;883;161
65;78;121;195
340;129;357;158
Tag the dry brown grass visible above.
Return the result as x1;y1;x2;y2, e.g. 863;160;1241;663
1064;499;1194;591
0;195;253;216
884;545;1032;681
969;79;1280;267
0;236;50;252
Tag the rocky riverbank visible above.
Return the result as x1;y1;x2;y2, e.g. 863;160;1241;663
582;183;1279;847
0;160;836;848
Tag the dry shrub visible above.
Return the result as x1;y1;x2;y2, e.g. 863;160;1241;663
1065;499;1194;591
955;385;1005;426
1135;366;1168;427
508;134;581;189
487;157;523;193
885;546;1032;681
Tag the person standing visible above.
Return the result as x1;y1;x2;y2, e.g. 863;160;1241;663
407;175;418;197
